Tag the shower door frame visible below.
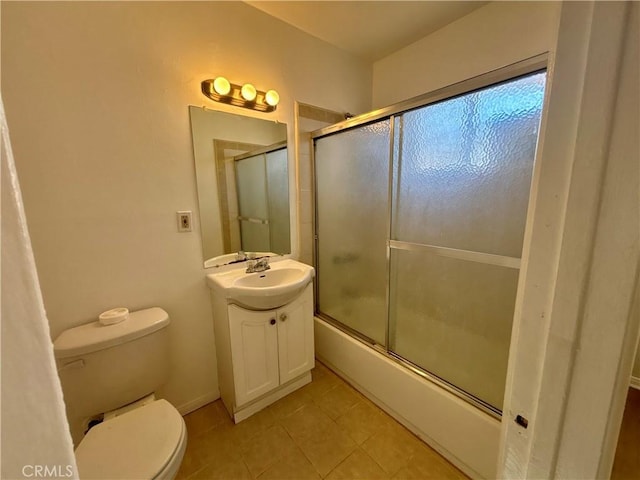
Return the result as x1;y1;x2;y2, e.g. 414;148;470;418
233;141;289;253
310;53;548;419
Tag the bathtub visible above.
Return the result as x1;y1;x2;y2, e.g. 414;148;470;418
314;316;501;479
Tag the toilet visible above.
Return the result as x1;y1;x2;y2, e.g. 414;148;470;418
53;307;187;479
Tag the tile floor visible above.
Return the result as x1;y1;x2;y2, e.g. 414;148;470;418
611;387;640;479
177;361;467;480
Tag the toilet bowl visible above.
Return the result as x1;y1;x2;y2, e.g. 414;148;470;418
53;307;187;479
75;400;186;480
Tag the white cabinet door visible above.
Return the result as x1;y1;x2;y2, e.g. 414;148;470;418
277;286;314;384
228;305;279;406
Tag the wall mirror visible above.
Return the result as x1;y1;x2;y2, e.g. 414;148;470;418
189;106;290;266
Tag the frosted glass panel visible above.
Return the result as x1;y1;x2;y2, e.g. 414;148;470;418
389;249;518;410
393;72;546;257
236;154;267;221
266;148;290;254
240;220;269;252
314;68;546;412
315;120;390;345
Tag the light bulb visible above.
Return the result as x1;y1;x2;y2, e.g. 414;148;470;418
241;83;257;102
265;90;280;107
212;77;231;96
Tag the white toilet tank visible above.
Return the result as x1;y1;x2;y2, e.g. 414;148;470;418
53;307;170;444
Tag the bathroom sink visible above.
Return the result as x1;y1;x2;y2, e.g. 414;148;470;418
207;259;315;310
233;268;306;289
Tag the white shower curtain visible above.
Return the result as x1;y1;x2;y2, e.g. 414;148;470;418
1;96;77;478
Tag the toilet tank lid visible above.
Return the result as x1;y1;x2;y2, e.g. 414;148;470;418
53;307;169;359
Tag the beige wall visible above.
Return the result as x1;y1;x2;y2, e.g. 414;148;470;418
1;2;371;413
372;1;560;108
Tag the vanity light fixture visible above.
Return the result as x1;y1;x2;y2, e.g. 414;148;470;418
240;83;257;102
212;77;231;96
264;90;280;107
201;77;279;112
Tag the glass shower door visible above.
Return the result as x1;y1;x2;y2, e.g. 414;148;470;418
265;148;290;254
313;68;546;413
235;153;270;252
315;120;390;346
235;146;290;254
389;72;546;410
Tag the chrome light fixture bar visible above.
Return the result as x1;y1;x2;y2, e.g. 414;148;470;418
201;77;279;113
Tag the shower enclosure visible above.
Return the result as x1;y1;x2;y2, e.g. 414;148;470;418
313;57;547;415
232;143;290;254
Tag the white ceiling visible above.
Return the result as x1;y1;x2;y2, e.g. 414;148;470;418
245;1;488;61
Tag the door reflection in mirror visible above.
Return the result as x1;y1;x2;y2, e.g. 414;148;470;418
189;106;290;265
231;142;289;254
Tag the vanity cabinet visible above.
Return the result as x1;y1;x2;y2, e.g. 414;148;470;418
210;282;314;422
229;285;314;405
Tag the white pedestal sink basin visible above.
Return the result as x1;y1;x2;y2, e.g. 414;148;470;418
206;258;315;310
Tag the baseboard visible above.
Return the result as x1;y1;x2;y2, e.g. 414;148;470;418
175;391;219;416
630;376;640;390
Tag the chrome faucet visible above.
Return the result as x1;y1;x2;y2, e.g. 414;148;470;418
246;256;270;273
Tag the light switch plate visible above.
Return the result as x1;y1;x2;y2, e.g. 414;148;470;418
177;211;192;232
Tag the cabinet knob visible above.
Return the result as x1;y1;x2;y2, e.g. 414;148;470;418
280;313;288;322
270;318;276;325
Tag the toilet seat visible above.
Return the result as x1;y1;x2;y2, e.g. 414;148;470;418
75;399;186;479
